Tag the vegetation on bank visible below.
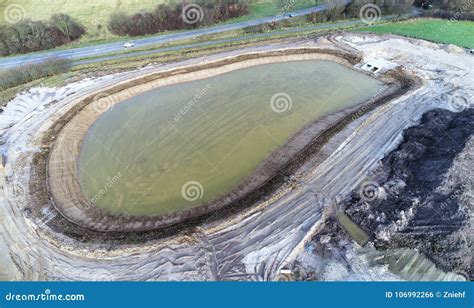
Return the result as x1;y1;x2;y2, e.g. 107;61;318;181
0;58;72;91
0;14;85;56
414;0;474;13
106;0;320;37
415;0;474;21
224;0;319;23
307;0;413;23
108;0;249;36
358;18;474;48
243;0;413;33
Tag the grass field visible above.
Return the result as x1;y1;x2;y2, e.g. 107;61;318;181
0;0;320;41
223;0;319;23
0;0;163;40
358;18;474;49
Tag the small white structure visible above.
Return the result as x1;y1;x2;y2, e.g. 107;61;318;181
277;267;293;281
360;59;398;74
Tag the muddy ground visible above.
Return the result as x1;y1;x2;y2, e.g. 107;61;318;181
345;108;473;279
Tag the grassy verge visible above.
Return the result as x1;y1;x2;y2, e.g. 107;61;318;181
357;18;474;49
0;58;72;91
74;26;332;69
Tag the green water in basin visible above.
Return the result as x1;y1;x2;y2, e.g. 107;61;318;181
78;60;382;216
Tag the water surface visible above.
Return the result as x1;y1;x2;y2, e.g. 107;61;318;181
78;60;382;216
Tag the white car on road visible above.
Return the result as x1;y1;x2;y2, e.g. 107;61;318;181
123;42;135;49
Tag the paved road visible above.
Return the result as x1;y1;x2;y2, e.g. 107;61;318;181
76;8;423;67
74;19;364;66
0;2;340;69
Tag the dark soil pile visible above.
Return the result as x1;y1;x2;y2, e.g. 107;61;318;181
345;108;473;279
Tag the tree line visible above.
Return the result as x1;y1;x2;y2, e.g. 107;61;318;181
108;0;249;37
0;58;72;91
416;0;474;21
0;14;85;56
414;0;474;11
307;0;415;23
